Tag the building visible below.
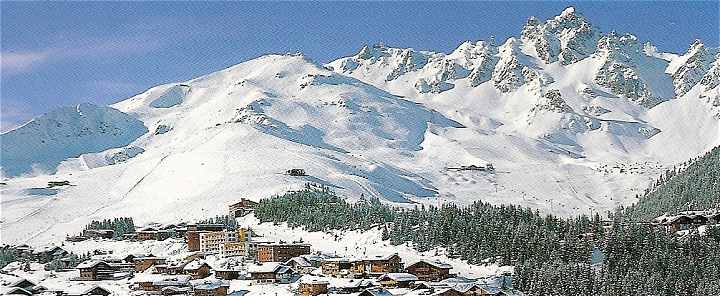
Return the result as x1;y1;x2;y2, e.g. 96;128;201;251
248;263;297;284
186;224;226;252
219;242;246;258
362;254;403;275
656;213;709;232
137;227;175;241
321;258;363;277
377;273;419;288
83;229;115;239
299;278;329;296
32;245;69;263
228;198;258;218
183;260;212;279
77;260;132;281
62;285;112;296
5;278;46;295
199;231;238;254
285;256;316;274
256;243;311;262
405;260;453;282
214;268;241;280
133;274;191;292
134;256;167;272
190;278;230;296
358;287;394;296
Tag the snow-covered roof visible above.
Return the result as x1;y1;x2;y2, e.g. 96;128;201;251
183;260;210;271
299;276;329;285
360;287;394;296
378;273;418;282
76;260;107;269
190;277;229;290
62;284;110;296
285;256;312;267
247;262;282;273
408;259;452;270
364;253;399;261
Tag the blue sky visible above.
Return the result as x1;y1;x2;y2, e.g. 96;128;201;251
1;1;718;131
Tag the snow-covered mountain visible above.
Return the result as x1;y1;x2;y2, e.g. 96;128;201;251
2;7;719;245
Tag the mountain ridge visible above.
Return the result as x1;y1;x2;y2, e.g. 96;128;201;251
1;7;719;245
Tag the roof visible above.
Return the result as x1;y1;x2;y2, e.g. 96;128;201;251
183;260;211;271
247;262;282;273
364;253;399;261
299;276;329;285
378;273;418;282
408;259;452;270
76;260;109;269
62;285;111;296
285;256;313;267
4;287;32;295
360;287;394;296
190;277;229;290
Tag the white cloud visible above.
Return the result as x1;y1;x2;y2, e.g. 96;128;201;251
1;50;53;75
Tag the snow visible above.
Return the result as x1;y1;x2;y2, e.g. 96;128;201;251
1;8;719;248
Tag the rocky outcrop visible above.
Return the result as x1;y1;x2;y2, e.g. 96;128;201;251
672;40;718;96
521;7;600;65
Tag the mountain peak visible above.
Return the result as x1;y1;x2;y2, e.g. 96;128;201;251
559;6;576;18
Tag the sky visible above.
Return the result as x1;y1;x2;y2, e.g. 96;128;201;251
1;1;718;132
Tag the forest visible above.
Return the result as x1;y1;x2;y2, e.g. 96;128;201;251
254;184;720;295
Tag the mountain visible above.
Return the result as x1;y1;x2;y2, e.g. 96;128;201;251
1;7;719;245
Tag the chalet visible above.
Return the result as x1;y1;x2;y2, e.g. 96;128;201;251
133;274;191;292
137;227;174;241
122;233;138;241
33;245;69;263
228;198;258;218
183;260;212;279
321;258;363;277
405;260;453;282
6;278;46;295
190;277;230;296
377;273;418;288
215;269;241;280
248;263;297;284
161;286;192;295
62;285;112;296
331;278;376;293
134;256;167;272
284;256;316;274
362;253;403;276
358;287;394;296
256;243;311;262
298;278;329;296
77;260;131;281
3;287;33;295
83;229;115;239
656;214;709;232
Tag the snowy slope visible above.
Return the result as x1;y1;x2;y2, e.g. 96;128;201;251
1;7;719;246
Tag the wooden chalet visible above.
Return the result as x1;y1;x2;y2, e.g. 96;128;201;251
405;260;453;282
377;272;418;288
299;278;329;296
183;260;212;279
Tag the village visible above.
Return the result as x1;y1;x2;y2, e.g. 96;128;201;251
2;197;719;296
0;199;523;296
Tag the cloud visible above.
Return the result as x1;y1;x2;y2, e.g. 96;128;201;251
1;19;177;76
0;99;33;133
1;50;53;75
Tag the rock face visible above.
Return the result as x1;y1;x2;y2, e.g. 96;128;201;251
699;56;720;117
521;7;600;65
0;104;148;177
593;32;669;108
672;41;719;97
492;38;545;93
